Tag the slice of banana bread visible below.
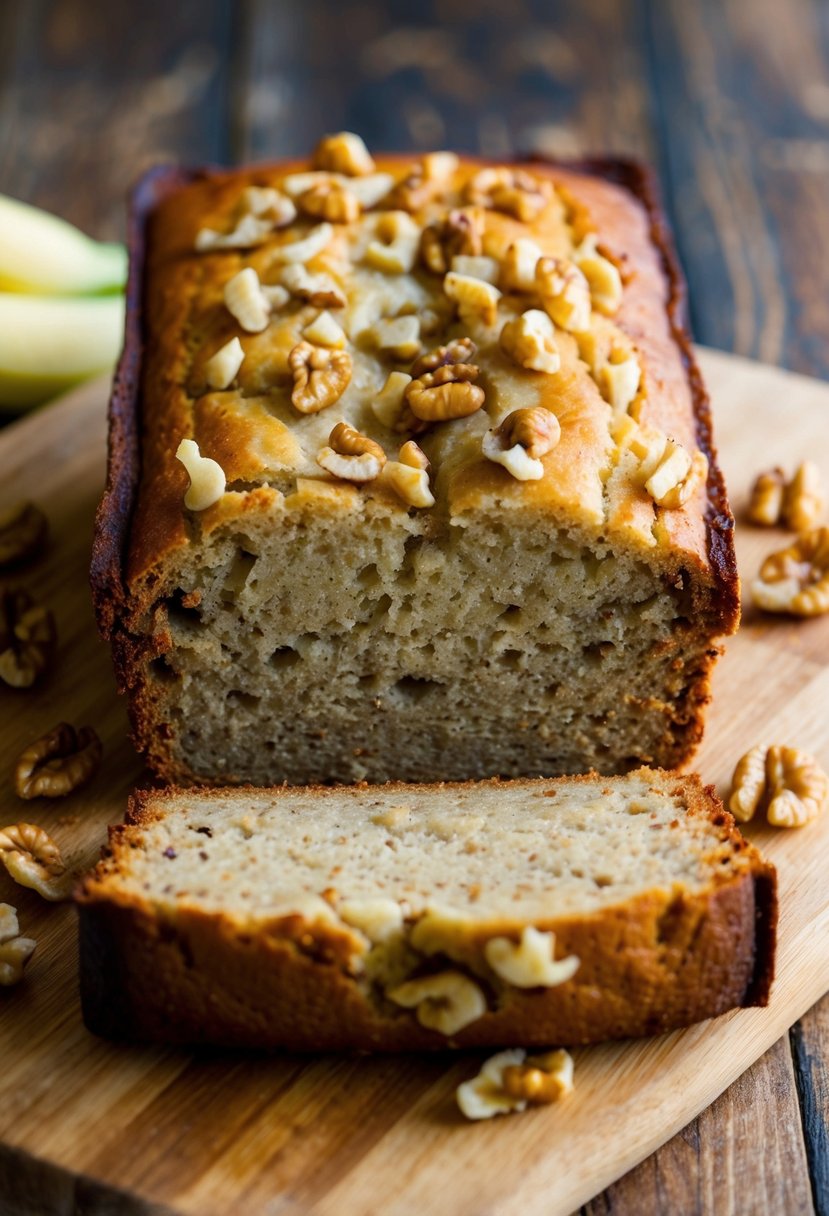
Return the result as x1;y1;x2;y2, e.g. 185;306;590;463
77;769;776;1052
92;140;738;786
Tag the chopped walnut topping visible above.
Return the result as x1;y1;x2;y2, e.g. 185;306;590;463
600;349;641;412
15;722;102;799
0;903;36;987
317;422;386;483
410;337;477;378
280;263;346;309
0;501;48;568
223;267;272;333
384;153;458;212
752;526;829;615
303;310;347;348
0;823;72;900
536;256;592;333
464;166;551;221
372;371;413;428
0;589;56;689
419;208;484;275
271;222;334;264
485;927;580;987
289;341;353;414
574;234;623;313
443;271;501;328
422;151;460;182
365;315;421;361
635;433;708;510
729;744;828;828
297;180;361;224
406;362;484;423
482;407;561;481
365;211;421;274
382;441;435;508
499;310;560;374
500;238;543;294
387;969;486;1036
195;187;296;251
204;336;245;390
175;439;226;511
312;131;375;176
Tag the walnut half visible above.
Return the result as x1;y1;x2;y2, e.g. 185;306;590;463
0;501;49;568
317;423;387;483
0;903;36;987
0;588;56;689
0;823;72;900
482;407;561;482
456;1047;574;1121
729;744;828;829
289;342;353;414
15;722;102;799
752;527;829;616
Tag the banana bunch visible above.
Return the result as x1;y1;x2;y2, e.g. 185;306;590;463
0;194;127;411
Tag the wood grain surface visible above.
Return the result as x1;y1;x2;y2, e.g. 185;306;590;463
0;349;827;1216
1;2;828;1211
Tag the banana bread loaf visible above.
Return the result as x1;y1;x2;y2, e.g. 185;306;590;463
77;769;776;1052
92;136;739;785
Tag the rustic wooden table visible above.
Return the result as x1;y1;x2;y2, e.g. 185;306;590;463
0;1;827;1213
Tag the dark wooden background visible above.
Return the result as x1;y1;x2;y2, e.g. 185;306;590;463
1;1;828;1213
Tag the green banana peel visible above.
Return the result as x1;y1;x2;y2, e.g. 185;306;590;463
0;194;127;296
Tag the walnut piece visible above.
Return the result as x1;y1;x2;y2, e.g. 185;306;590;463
175;439;226;511
443;270;501;328
15;722;102;799
499;310;560;374
0;823;72;900
312;131;375;176
384;153;458;212
752;526;829;615
500;238;543;293
405;363;484;422
482;407;561;482
0;501;48;568
364;315;421;361
387;969;486;1035
485;927;580;987
0;589;56;689
372;371;413;428
289;341;353;414
271;222;334;264
747;467;786;526
748;462;825;531
317;422;386;483
297;180;361;224
204;336;245;390
464;166;551;221
419;208;484;275
0;903;36;987
303;310;347;348
729;744;828;828
280;263;346;309
573;234;623;313
195;186;296;251
457;1048;574;1120
223;267;272;333
639;436;708;509
536;256;592;334
365;211;421;274
600;349;642;413
382;441;435;508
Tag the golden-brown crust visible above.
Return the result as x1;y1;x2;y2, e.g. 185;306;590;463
77;771;776;1051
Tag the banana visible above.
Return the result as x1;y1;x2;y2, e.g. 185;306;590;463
0;293;124;409
0;194;127;295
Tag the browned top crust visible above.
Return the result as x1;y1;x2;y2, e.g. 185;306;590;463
91;151;739;644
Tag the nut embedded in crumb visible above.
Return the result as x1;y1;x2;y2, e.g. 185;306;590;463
484;926;580;987
372;371;413;428
573;234;623;313
204;337;245;390
297;180;361;224
499;310;561;374
0;822;72;900
303;310;347;348
419;208;484;275
0;903;36;987
0;589;56;690
443;271;501;328
195;187;296;251
15;722;102;799
175;439;226;511
387;969;486;1036
0;501;48;568
752;526;829;616
536;256;592;334
312;132;375;177
289;341;353;414
600;349;641;413
223;267;272;333
456;1048;574;1120
365;211;421;274
729;744;828;828
382;441;435;508
640;436;708;510
365;315;421;361
500;238;543;294
317;422;386;483
482;407;561;482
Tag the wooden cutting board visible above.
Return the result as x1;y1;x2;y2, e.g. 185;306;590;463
1;347;828;1216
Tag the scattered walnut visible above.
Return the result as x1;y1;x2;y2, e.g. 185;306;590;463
15;722;102;799
752;526;829;615
289;341;353;414
303;310;347;348
280;263;346;309
457;1048;574;1120
195;186;296;251
419;208;484;275
271;222;334;264
406;362;484;423
175;439;226;511
729;744;828;828
364;315;421;361
573;235;623;313
500;238;543;294
317;422;386;483
747;468;786;526
748;461;825;531
600;349;642;413
485;927;580;987
464;166;551;221
0;903;36;987
312;131;375;176
204;336;245;390
387;969;486;1036
297;180;361;224
501;1050;575;1104
0;502;48;568
0;823;72;900
482;407;561;481
536;257;592;333
499;310;560;374
382;441;435;508
223;267;272;333
365;211;421;274
0;589;56;689
371;371;413;428
443;271;501;328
